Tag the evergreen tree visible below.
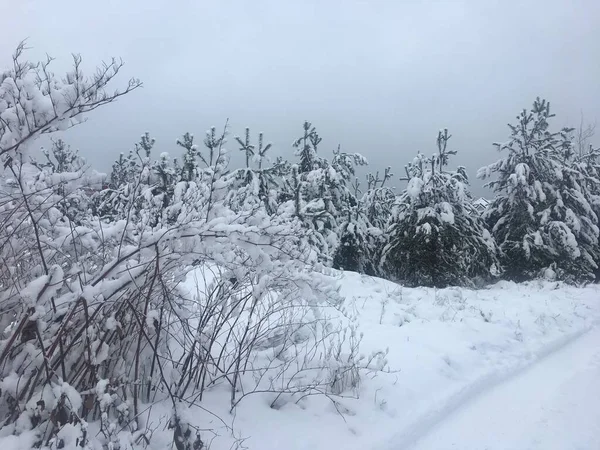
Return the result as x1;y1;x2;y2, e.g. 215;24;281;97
293;121;322;174
177;132;199;182
289;130;369;265
382;130;499;287
332;179;379;275
363;167;395;228
39;138;86;174
255;134;285;215
109;149;140;189
93;133;156;222
228;128;283;214
333;209;371;273
328;146;368;212
149;151;180;225
479;98;599;283
357;167;396;275
31;139;92;225
236;127;255;169
574;143;600;232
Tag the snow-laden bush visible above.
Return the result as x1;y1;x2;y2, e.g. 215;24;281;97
0;42;141;164
0;45;381;450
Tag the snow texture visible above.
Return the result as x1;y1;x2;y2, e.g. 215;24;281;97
406;326;600;450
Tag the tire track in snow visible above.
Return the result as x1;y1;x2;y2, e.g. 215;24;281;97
406;326;600;449
382;326;597;450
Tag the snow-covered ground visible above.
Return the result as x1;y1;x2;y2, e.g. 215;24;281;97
4;271;597;450
188;272;600;450
407;326;600;450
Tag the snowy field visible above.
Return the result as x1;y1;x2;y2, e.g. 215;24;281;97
174;271;600;450
2;269;598;450
408;326;600;450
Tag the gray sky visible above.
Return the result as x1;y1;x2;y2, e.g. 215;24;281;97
3;0;600;196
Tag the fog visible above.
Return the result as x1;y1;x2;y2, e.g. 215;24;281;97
3;0;600;196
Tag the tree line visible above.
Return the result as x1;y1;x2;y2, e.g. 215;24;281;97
92;100;600;287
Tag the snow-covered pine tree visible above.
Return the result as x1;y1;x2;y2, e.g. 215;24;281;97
552;130;600;281
381;130;499;287
39;139;86;174
329;145;368;212
333;210;371;273
350;167;396;276
577;145;600;279
308;146;368;248
574;142;600;229
479;98;599;283
273;123;330;262
109;151;136;188
332;178;379;275
93;133;156;223
287;163;338;263
255;135;288;215
227;128;284;214
177;132;199;182
29;139;93;224
151;151;180;223
286;124;369;265
293;120;322;174
236;127;255;169
363;167;395;229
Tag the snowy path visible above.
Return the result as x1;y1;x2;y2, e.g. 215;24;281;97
404;327;600;450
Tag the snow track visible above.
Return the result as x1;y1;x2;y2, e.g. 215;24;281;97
395;327;600;450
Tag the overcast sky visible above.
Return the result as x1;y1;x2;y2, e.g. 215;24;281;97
3;0;599;196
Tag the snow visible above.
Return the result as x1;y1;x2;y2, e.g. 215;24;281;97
405;326;600;450
89;340;110;365
1;252;600;450
438;201;455;224
407;177;424;199
162;271;600;450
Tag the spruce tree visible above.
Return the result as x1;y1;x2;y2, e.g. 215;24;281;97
363;167;395;229
382;130;499;287
235;127;255;169
177;132;199;182
293;121;322;174
479;98;599;283
279;122;369;264
229;128;282;214
333;191;379;275
32;139;90;224
93;133;156;222
574;143;600;233
39;138;85;174
359;167;395;276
